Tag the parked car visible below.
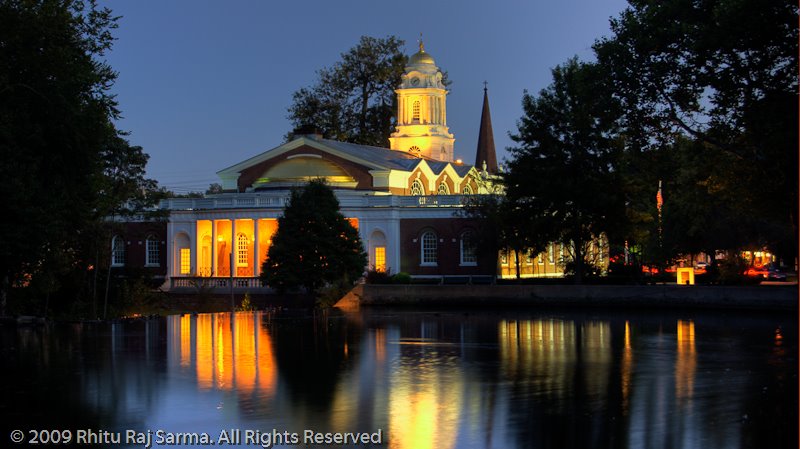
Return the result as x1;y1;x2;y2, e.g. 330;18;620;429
764;264;787;281
744;264;787;281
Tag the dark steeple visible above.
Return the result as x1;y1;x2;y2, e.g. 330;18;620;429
475;82;498;174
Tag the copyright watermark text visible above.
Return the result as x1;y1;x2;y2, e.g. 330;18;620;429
9;428;384;447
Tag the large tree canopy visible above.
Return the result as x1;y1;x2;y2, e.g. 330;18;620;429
261;180;367;294
594;0;798;262
286;35;407;147
0;0;157;314
506;59;626;283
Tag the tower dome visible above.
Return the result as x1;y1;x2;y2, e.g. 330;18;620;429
408;44;435;66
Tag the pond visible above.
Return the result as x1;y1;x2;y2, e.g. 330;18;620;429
1;308;796;449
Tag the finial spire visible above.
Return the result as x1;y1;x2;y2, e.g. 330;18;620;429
483;80;488;92
418;33;425;52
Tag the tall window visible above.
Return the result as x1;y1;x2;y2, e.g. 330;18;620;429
437;182;450;195
410;179;424;196
412;100;420;121
146;235;159;266
421;231;437;265
180;248;191;275
237;233;249;267
462;185;473;195
374;246;386;272
460;231;477;265
501;250;508;265
537;251;543;264
548;243;555;264
111;235;125;266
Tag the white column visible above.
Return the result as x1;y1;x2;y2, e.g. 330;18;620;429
190;221;197;276
211;220;217;277
230;219;237;279
254;219;260;277
166;221;174;280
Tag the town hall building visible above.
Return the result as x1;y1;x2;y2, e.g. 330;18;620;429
118;42;576;291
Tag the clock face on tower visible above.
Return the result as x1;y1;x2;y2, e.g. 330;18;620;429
410;77;420;87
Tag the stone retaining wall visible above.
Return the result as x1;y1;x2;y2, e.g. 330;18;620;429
336;284;798;311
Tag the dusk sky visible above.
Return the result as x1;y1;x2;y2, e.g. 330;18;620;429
103;0;629;194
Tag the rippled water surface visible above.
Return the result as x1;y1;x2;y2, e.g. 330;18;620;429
1;308;796;448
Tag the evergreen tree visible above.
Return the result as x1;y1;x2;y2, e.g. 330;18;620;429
261;180;367;294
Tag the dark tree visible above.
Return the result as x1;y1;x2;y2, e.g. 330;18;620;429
261;179;367;294
287;36;407;147
0;0;158;315
506;59;626;284
594;0;799;264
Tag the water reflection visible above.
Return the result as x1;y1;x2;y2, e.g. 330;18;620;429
1;310;796;449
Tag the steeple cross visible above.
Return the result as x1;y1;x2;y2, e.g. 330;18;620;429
483;80;488;91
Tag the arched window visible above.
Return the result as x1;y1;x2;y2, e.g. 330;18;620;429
421;231;437;265
412;100;421;121
410;179;424;196
237;233;249;267
462;185;473;195
111;235;125;266
437;182;450;195
548;243;555;264
145;234;160;266
460;231;477;265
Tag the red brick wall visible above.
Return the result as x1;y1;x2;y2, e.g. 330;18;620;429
399;218;494;276
110;221;168;276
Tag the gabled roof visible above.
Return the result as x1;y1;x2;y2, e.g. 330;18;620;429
218;135;476;177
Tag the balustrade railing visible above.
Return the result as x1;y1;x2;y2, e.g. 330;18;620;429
171;277;266;290
159;193;471;211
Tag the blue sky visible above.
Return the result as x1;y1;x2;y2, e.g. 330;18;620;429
103;0;629;194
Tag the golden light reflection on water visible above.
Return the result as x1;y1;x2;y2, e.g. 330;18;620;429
387;337;463;449
621;320;633;415
675;320;696;403
499;319;576;405
169;313;276;397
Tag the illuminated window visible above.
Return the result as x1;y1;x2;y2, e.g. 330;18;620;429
548;243;554;264
180;248;191;275
462;185;473;195
236;233;249;267
460;231;477;265
374;246;386;272
146;235;159;266
537;251;543;264
421;231;437;265
412;100;420;121
526;251;533;265
437;182;450;195
410;179;424;196
111;235;125;266
501;251;508;265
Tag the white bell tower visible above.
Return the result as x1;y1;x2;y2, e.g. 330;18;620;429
389;39;455;162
